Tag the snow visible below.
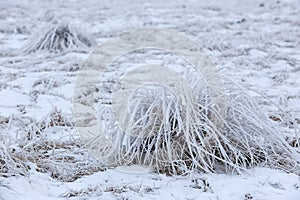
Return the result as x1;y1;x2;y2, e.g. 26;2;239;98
1;167;299;200
0;0;300;199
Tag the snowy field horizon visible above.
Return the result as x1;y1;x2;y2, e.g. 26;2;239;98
0;0;300;199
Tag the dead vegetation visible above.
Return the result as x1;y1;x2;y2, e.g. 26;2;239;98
0;108;105;181
92;72;300;175
22;21;93;54
61;183;159;198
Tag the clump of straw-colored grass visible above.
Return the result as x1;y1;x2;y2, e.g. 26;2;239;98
93;71;300;175
22;21;92;54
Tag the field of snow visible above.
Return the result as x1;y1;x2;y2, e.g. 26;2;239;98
0;0;300;199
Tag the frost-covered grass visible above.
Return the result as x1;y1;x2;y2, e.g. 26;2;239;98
22;21;93;54
0;109;104;181
0;0;300;199
94;70;300;175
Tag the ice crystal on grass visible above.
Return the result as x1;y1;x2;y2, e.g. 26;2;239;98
93;73;300;175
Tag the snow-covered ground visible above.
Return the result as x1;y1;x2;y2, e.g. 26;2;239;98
1;167;299;200
0;0;300;199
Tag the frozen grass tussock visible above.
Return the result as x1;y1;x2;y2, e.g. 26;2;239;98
93;69;300;176
22;21;93;54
